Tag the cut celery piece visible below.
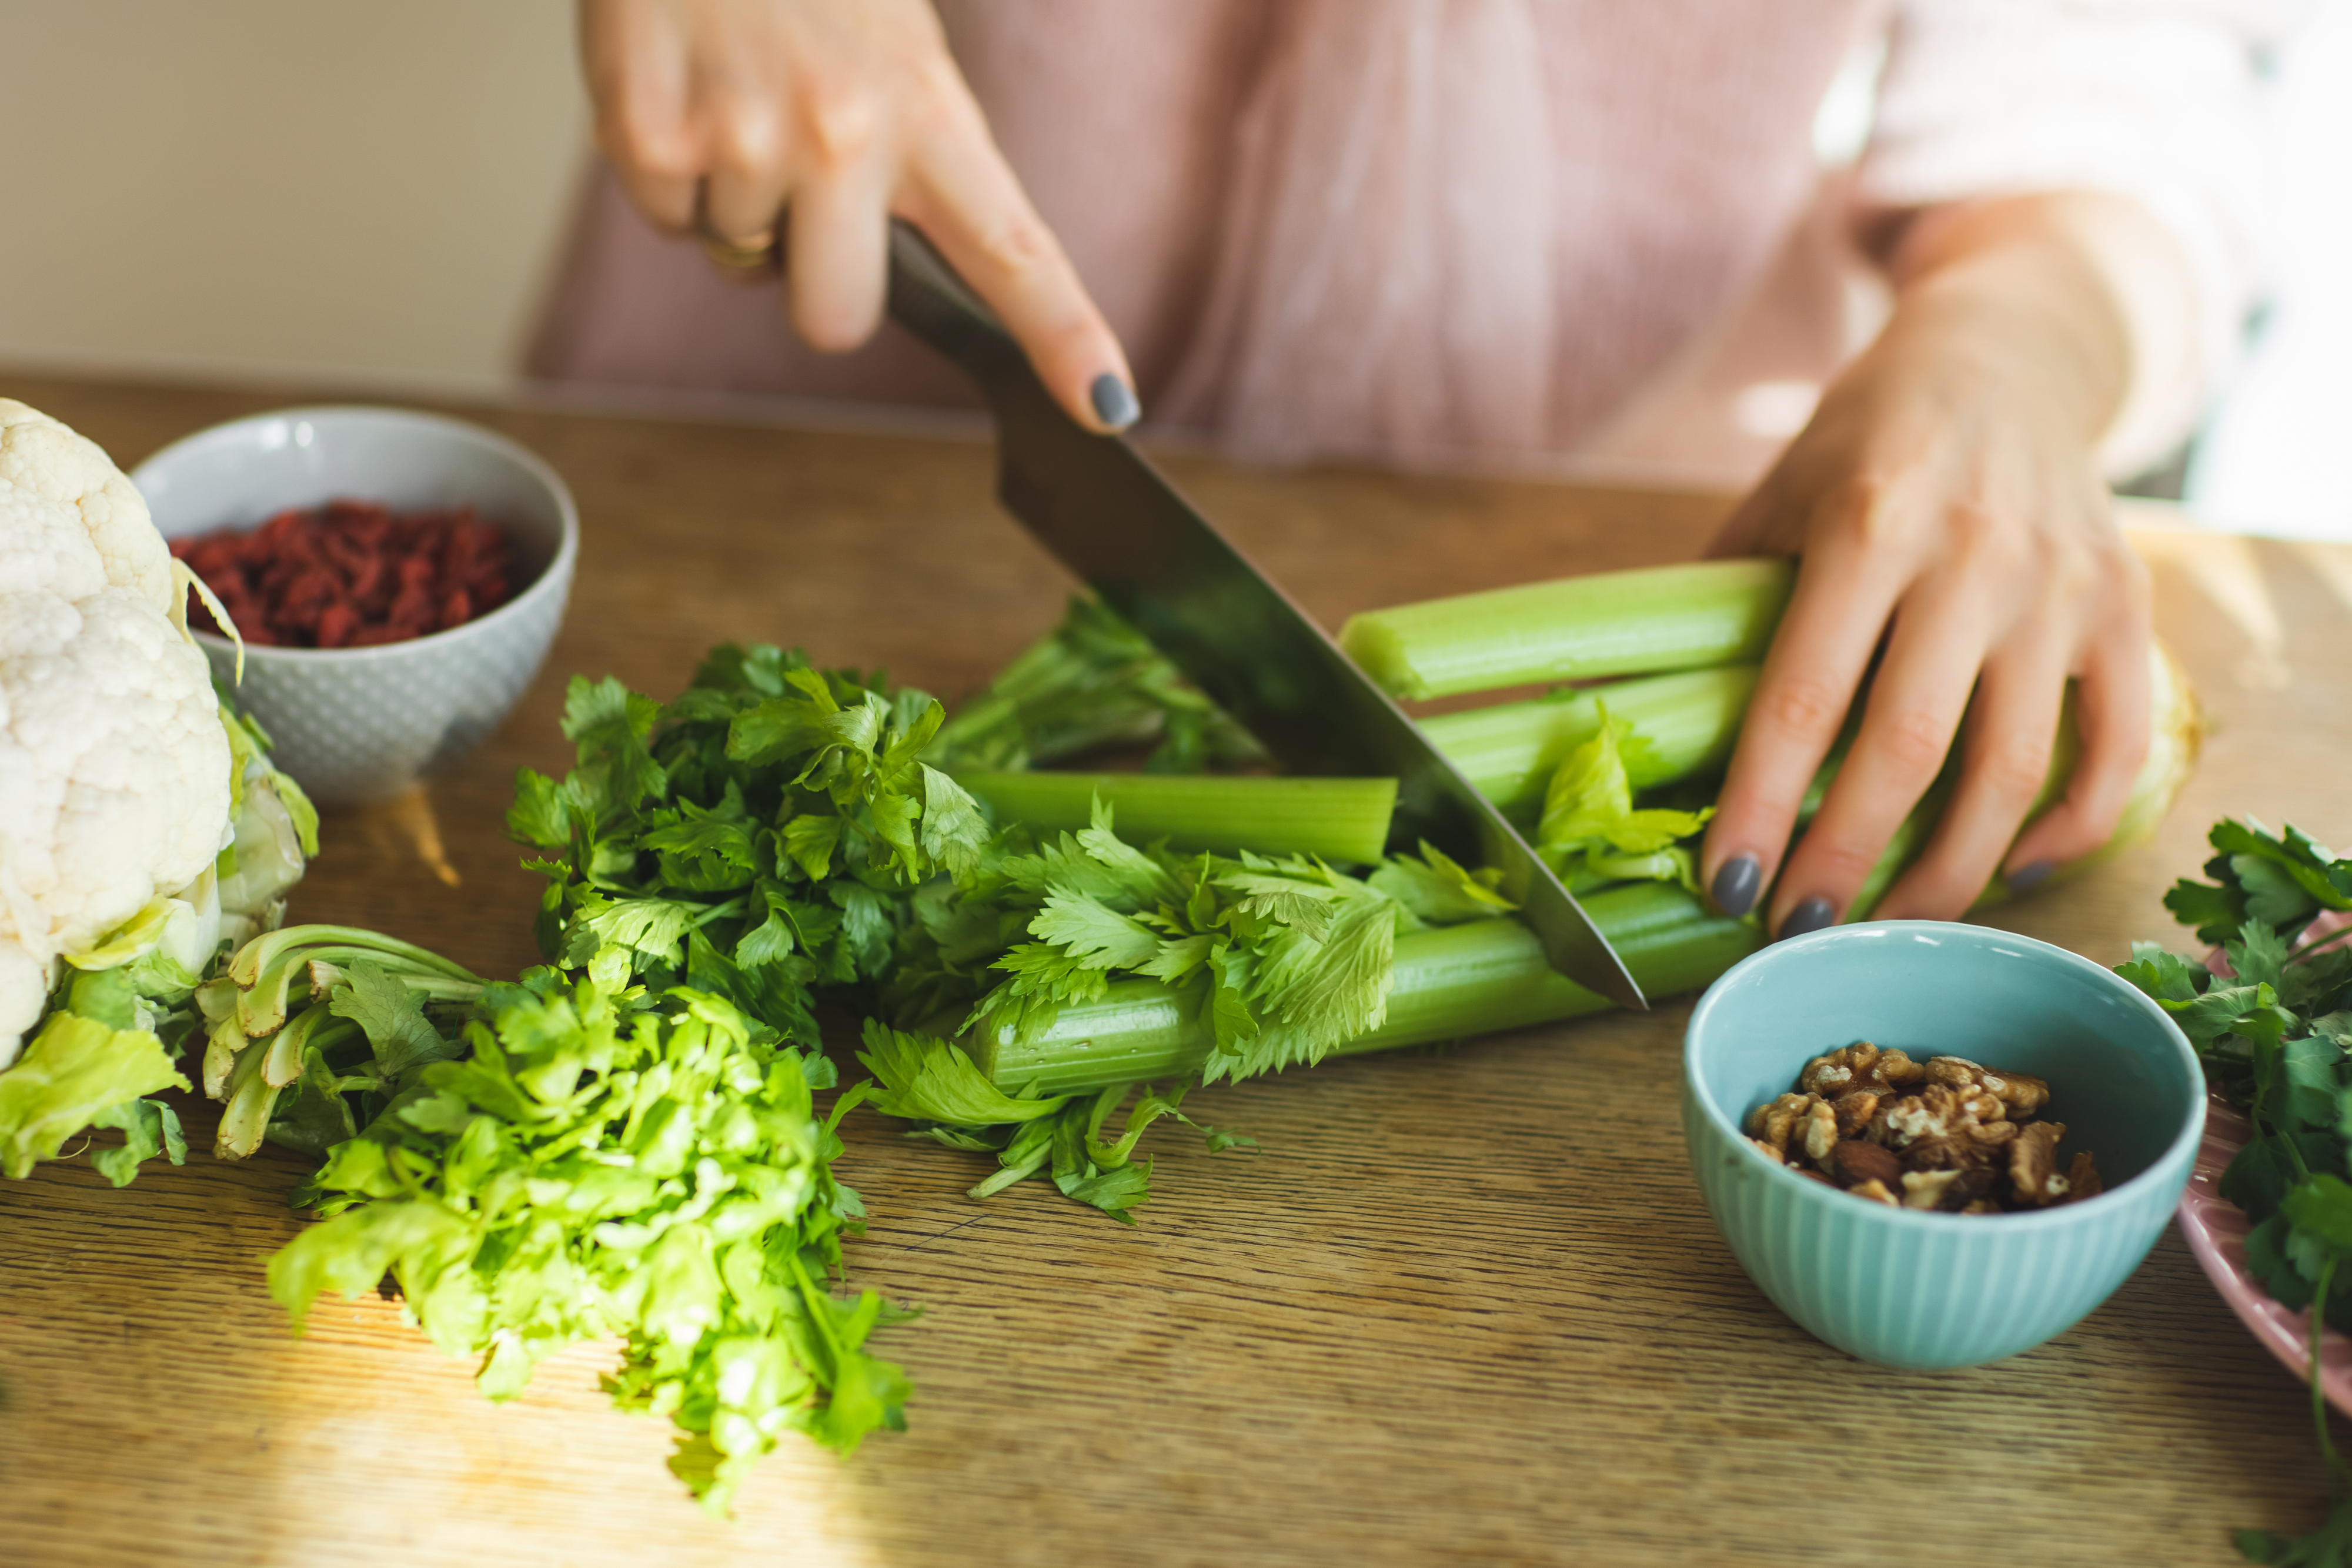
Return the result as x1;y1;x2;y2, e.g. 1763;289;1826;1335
1341;558;1793;700
975;882;1762;1096
1423;665;1757;818
958;771;1398;865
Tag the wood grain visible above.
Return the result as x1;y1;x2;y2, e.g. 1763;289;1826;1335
4;372;2350;1567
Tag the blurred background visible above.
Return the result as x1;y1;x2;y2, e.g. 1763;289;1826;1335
0;2;584;398
0;0;2343;536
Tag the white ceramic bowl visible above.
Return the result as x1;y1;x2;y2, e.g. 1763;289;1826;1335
133;406;577;804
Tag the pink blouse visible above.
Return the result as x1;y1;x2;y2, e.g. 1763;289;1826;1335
527;0;2286;484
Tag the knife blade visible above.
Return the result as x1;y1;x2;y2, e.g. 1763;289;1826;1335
884;221;1645;1010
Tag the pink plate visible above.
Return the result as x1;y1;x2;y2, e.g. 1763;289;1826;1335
2177;1092;2352;1413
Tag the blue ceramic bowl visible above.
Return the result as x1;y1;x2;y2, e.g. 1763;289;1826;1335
1683;921;2203;1369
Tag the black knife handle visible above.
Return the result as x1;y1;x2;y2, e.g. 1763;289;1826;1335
884;220;1031;396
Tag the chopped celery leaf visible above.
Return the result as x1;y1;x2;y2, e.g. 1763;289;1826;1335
1534;704;1711;892
273;967;908;1516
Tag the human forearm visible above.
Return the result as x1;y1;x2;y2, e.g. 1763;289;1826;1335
1880;191;2203;470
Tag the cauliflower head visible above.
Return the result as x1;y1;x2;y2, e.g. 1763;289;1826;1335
0;400;231;1064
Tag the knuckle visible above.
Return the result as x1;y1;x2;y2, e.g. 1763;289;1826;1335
2040;530;2106;599
797;85;884;169
1940;499;2040;589
1977;730;2054;800
2045;551;2096;606
1747;780;1815;828
1759;674;1849;745
970;211;1059;284
1942;498;2004;557
1797;833;1885;890
1873;705;1953;777
1818;473;1897;549
2050;526;2150;627
703;99;781;173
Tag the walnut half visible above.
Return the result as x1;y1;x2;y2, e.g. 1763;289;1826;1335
1830;1091;1880;1137
1799;1042;1927;1098
1900;1169;1962;1211
1924;1056;2052;1119
1746;1092;1817;1154
2009;1121;2073;1206
2063;1150;2103;1203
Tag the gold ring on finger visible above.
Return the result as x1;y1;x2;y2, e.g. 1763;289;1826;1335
693;186;780;271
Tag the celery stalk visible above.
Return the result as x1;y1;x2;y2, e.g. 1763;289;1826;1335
1422;665;1757;818
956;771;1399;864
976;882;1762;1096
1340;559;1794;700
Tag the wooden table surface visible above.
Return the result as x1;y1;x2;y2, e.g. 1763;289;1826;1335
6;372;2352;1568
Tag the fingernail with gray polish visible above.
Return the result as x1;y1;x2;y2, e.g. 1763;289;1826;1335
1711;854;1761;918
1778;897;1836;941
2006;860;2056;894
1090;373;1139;431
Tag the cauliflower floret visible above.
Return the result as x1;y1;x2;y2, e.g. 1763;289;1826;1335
0;401;230;1064
0;400;173;611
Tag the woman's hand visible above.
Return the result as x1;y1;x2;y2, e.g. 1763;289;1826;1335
1698;195;2159;935
579;0;1138;430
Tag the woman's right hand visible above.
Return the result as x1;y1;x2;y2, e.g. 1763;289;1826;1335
579;0;1138;430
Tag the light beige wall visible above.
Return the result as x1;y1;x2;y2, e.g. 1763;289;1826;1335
0;1;590;393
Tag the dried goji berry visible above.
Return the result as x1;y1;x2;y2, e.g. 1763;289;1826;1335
314;602;359;648
174;499;519;648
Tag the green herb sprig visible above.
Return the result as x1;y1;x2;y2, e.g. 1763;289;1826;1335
2119;818;2352;1563
509;647;993;1038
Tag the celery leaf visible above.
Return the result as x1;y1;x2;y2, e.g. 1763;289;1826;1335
273;968;911;1515
1372;841;1518;925
856;1019;1070;1125
329;959;460;1077
1031;892;1164;971
1534;704;1712;891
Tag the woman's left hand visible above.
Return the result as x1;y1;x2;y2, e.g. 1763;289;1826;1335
1696;195;2157;936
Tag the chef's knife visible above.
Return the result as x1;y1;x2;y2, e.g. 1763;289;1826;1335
884;221;1645;1010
